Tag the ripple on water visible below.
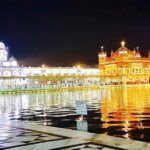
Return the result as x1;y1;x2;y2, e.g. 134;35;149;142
0;86;150;142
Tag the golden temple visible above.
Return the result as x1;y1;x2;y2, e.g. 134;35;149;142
98;41;150;84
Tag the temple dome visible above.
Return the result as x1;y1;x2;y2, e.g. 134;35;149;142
9;56;16;61
0;42;5;49
112;47;135;58
111;41;136;58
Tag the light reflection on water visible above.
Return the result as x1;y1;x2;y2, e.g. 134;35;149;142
0;86;150;142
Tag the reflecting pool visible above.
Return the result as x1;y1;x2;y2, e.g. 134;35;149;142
0;86;150;142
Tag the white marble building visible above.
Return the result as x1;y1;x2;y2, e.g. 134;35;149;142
0;42;99;77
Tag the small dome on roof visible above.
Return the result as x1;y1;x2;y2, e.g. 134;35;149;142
9;56;16;61
111;47;135;58
111;41;136;58
0;42;5;49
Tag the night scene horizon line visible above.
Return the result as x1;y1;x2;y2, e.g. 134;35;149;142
1;40;150;67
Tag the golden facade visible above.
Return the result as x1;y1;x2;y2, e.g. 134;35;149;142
98;41;150;84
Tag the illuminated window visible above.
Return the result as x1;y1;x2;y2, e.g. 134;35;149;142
133;69;135;73
126;69;129;74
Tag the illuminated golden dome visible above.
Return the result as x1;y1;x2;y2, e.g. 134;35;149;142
111;41;136;58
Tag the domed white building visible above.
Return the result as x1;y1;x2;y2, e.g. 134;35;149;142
0;42;18;67
0;42;99;78
0;42;100;90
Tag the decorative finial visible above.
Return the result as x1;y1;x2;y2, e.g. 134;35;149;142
136;46;139;50
111;49;113;56
101;46;104;52
121;41;125;47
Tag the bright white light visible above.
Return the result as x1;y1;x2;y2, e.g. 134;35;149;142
121;41;125;47
11;61;17;66
0;42;5;49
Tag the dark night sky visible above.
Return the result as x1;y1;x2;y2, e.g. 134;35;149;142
0;0;150;67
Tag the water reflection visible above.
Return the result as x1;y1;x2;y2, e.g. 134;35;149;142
0;86;150;142
101;86;150;141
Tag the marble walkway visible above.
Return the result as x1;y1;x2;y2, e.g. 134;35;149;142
0;119;150;150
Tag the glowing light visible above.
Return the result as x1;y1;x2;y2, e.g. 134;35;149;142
41;64;46;68
11;61;17;66
77;65;81;69
34;81;38;84
121;41;125;47
101;46;104;51
0;42;5;49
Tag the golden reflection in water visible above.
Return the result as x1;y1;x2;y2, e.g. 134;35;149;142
101;86;150;137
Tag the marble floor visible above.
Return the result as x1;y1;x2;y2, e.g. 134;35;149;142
0;119;149;150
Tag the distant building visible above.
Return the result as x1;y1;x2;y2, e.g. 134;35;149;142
0;42;100;89
0;42;99;77
98;41;150;84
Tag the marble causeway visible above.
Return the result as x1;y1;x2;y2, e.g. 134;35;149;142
0;120;150;150
0;126;67;149
53;142;125;150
